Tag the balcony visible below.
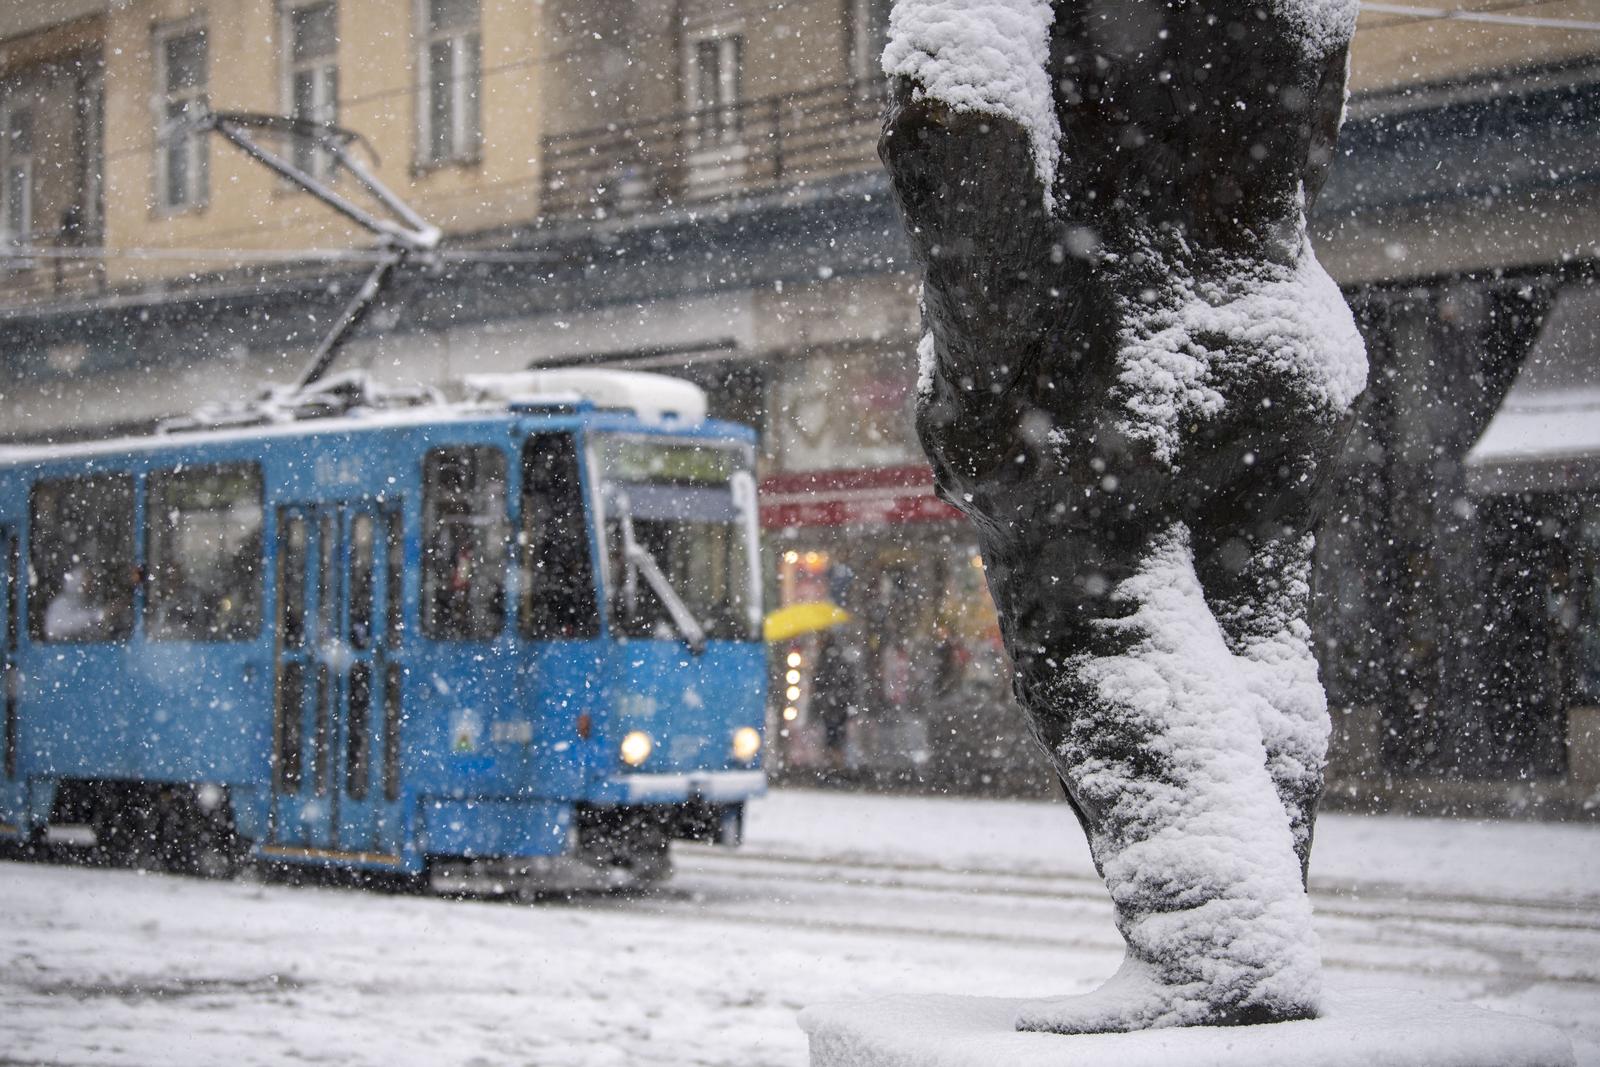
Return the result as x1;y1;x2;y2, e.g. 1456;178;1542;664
541;78;888;221
0;253;106;313
2;78;891;321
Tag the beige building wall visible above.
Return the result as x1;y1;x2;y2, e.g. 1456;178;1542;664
11;0;551;287
540;0;680;137
1;0;1595;339
1352;0;1600;95
10;0;1594;291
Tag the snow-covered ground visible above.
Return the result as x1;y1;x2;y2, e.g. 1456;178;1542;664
2;788;1597;1066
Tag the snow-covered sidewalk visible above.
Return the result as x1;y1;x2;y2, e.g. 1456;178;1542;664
1;788;1595;1067
744;789;1600;906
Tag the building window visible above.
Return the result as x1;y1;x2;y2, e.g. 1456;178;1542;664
847;0;892;81
283;0;339;179
691;35;742;141
29;474;136;643
422;446;507;639
0;54;103;257
154;22;209;211
146;464;264;641
0;102;32;252
418;0;480;165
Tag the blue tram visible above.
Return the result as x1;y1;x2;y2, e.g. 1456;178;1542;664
0;370;766;891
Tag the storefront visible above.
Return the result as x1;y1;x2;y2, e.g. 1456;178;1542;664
758;466;1051;795
1465;279;1600;787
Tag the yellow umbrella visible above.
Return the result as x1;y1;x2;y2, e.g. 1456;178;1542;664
763;601;852;643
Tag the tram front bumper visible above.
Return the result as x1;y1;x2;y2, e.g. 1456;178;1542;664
605;769;767;805
429;852;644;896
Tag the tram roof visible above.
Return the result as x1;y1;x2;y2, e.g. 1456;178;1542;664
0;397;747;470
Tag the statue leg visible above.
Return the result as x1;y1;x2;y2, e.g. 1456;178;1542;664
1194;529;1329;880
1013;523;1320;1033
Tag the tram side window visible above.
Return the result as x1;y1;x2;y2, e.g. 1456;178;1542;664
29;474;135;643
422;446;507;639
521;433;599;639
146;464;264;641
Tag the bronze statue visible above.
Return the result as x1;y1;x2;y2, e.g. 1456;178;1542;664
880;0;1366;1032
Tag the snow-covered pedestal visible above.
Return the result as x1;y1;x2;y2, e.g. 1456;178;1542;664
801;989;1575;1067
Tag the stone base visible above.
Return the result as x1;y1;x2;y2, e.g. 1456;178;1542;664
800;988;1575;1067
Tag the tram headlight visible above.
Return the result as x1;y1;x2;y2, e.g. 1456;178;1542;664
619;730;654;768
731;726;762;763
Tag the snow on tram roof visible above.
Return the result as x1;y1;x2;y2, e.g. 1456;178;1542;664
0;370;713;467
463;369;709;425
0;405;487;465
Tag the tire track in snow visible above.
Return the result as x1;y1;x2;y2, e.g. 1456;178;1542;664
693;848;1600;932
643;848;1600;991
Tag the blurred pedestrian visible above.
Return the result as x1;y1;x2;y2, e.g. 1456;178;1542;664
812;628;863;776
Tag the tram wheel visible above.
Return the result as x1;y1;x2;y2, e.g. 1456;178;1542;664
627;839;674;887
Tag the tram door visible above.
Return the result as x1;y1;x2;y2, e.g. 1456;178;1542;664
1;526;16;781
270;503;404;859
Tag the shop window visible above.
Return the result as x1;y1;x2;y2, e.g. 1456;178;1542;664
422;446;507;639
418;0;480;165
521;433;599;640
154;21;209;211
146;465;264;641
29;474;135;643
283;0;339;179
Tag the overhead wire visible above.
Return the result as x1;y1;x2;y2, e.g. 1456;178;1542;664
0;244;563;267
0;245;391;265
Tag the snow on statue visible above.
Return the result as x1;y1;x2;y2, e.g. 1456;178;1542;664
880;0;1366;1033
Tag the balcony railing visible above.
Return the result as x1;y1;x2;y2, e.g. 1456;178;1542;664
2;79;890;317
0;252;106;313
541;77;889;221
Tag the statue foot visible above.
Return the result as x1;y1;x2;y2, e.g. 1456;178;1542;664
1014;957;1318;1035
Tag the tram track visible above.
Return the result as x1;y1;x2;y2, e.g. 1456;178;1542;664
644;846;1600;992
681;846;1600;934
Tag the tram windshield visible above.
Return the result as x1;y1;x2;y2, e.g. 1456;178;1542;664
593;435;761;646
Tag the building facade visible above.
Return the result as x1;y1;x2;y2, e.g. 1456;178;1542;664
2;0;1599;809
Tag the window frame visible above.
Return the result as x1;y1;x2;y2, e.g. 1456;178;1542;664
589;433;762;643
687;33;743;143
519;432;600;641
28;472;137;645
152;18;210;214
420;445;509;641
846;0;893;83
0;94;34;256
415;0;482;168
280;0;340;182
1575;498;1600;705
143;462;265;643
